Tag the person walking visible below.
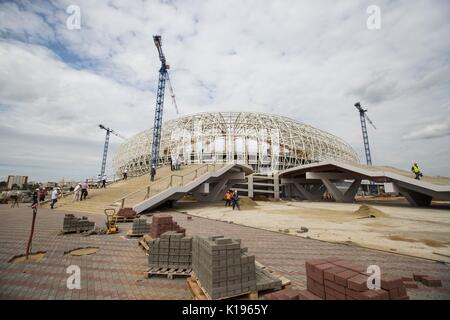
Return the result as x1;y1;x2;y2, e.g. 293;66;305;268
10;189;19;208
31;188;39;207
73;183;81;202
411;163;424;180
97;174;102;188
224;190;233;207
80;180;88;201
102;174;107;188
151;165;156;182
231;190;240;211
123;168;128;180
50;187;59;209
38;187;47;207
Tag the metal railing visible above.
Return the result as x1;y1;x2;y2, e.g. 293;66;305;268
114;163;223;209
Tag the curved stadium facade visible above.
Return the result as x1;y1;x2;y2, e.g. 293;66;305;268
113;112;359;176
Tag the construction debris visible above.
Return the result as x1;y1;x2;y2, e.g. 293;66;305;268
255;266;282;291
296;227;309;233
62;214;95;234
191;235;257;299
149;214;186;238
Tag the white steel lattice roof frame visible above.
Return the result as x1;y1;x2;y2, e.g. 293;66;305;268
112;112;359;176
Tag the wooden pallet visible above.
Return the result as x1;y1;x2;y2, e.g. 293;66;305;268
126;229;144;238
187;272;258;300
139;239;150;253
138;234;154;253
255;260;291;287
60;228;93;235
148;267;192;279
115;216;137;223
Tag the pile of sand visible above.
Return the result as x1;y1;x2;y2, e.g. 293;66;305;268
239;196;258;208
354;204;385;218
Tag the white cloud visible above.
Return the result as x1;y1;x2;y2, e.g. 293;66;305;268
0;0;450;180
403;123;450;140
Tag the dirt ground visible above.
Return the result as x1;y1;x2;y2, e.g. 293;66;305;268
174;198;450;263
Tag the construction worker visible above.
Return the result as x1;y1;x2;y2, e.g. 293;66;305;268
411;163;423;180
231;190;240;211
123;168;128;180
102;174;107;188
224;190;233;207
151;165;156;181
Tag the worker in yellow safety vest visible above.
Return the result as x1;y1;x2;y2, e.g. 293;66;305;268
411;163;423;180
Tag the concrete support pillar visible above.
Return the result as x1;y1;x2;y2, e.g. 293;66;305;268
247;174;254;198
293;183;324;201
343;179;362;202
397;185;432;207
273;172;280;200
320;178;361;203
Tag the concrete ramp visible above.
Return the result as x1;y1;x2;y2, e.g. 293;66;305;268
280;160;450;207
133;163;253;214
49;165;201;214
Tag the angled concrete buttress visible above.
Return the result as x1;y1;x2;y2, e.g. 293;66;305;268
279;160;450;207
133;163;253;214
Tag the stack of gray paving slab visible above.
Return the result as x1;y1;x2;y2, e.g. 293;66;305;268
192;235;257;299
148;231;192;268
255;267;282;291
63;214;95;233
131;218;150;235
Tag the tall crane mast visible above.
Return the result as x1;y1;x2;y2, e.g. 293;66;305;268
99;124;126;177
354;102;376;165
151;35;179;171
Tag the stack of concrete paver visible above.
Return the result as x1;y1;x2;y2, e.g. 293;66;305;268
63;214;95;233
302;257;409;300
255;267;283;291
149;214;186;239
148;231;193;268
131;218;150;235
192;235;257;299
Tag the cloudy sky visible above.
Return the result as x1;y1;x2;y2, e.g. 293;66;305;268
0;0;449;182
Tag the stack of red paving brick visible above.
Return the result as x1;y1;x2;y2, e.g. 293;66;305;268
304;257;409;300
413;274;442;287
149;214;186;239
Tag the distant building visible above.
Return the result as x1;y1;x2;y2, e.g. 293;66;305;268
45;182;58;189
6;175;28;189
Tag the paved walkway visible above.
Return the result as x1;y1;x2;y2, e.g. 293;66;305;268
0;204;449;300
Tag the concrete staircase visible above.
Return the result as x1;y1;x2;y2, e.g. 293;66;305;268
47;165;202;215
